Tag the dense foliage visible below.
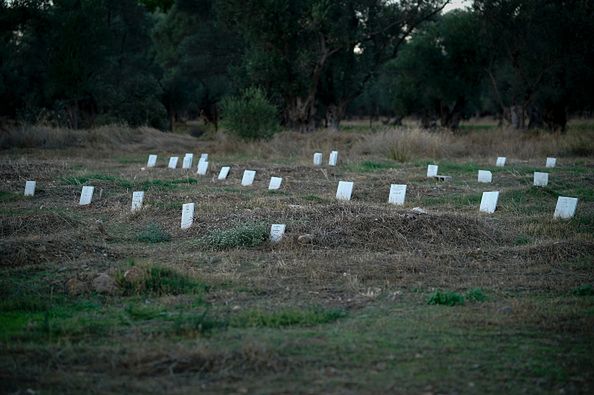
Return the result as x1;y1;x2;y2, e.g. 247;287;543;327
1;0;592;132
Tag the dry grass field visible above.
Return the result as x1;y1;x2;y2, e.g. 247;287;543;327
1;122;593;394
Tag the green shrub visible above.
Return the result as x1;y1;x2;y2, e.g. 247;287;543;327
117;265;207;296
427;290;465;306
465;288;488;302
572;284;594;296
221;87;280;140
202;223;268;250
137;223;171;243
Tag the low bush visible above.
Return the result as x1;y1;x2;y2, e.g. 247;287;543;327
137;223;171;243
427;290;465;306
221;87;280;140
201;223;268;250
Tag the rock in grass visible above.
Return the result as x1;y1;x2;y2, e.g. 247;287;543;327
65;278;87;296
123;266;146;284
92;273;118;295
298;234;314;244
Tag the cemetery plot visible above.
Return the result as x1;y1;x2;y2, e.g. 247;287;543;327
496;157;506;167
388;184;407;205
329;150;338;166
131;191;144;211
182;154;193;169
181;203;195;229
427;165;438;177
197;160;209;175
554;196;578;219
268;177;283;190
218;166;231;180
147;154;157;168
313;152;323;166
546;157;557;168
24;180;36;196
270;224;286;242
533;172;549;187
168;156;179;169
479;191;499;213
79;186;94;205
336;181;354;201
241;170;256;186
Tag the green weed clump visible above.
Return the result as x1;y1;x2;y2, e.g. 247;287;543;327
427;290;465;306
202;223;268;250
137;223;171;243
465;288;488;302
572;284;594;296
231;308;346;328
118;265;207;297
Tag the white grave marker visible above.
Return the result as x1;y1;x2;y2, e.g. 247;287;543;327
24;181;36;196
270;224;286;243
197;160;209;176
329;151;338;166
336;181;354;201
241;170;256;186
427;165;438;177
268;177;283;190
479;191;499;214
147;154;157;168
554;197;578;219
496;157;506;167
200;153;208;161
533;172;549;187
181;203;195;229
182;154;193;169
131;191;144;211
79;186;94;206
218;166;230;180
168;156;179;169
477;170;492;183
546;157;556;168
388;184;407;205
313;152;323;166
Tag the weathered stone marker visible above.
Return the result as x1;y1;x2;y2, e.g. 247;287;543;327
147;154;157;168
79;186;94;205
241;170;256;186
218;166;230;180
496;157;506;167
478;170;492;183
200;153;208;161
427;165;438;177
313;152;323;166
24;181;36;196
554;197;578;219
479;191;499;213
336;181;354;201
388;184;407;205
546;157;556;168
168;157;179;169
268;177;283;190
270;224;286;243
329;151;338;166
533;172;549;187
131;191;144;211
181;203;195;229
197;160;209;175
182;154;193;169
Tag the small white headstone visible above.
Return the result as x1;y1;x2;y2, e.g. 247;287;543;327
197;160;209;176
496;157;506;167
270;224;286;243
329;151;338;166
181;203;195;229
336;181;354;201
388;184;407;205
168;157;179;169
218;166;230;180
427;165;438;177
147;154;157;168
241;170;256;186
24;181;36;196
200;153;208;161
554;197;578;219
131;191;144;211
79;186;94;205
479;191;499;214
182;154;193;169
546;157;556;168
477;170;492;183
313;152;323;166
533;172;549;187
268;177;283;190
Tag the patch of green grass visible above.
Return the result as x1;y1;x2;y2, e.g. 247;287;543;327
138;178;199;191
350;160;398;173
465;288;488;302
173;310;228;335
230;307;346;328
421;193;482;208
438;161;483;174
427;290;465;306
572;284;594;296
201;223;268;250
62;173;133;189
137;223;171;243
514;234;531;245
0;191;22;202
117;265;208;297
303;194;325;203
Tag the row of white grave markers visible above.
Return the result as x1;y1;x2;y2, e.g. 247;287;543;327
479;170;550;186
313;150;339;166
150;153;208;170
333;180;578;219
495;156;556;168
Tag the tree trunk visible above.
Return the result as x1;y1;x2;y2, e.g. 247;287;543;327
326;102;347;132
